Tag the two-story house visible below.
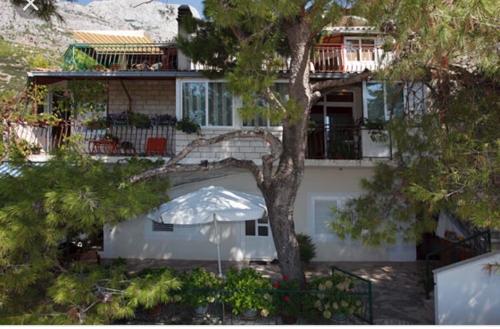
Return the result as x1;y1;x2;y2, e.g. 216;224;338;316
20;5;426;263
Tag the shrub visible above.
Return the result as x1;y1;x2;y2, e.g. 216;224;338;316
272;275;301;318
303;275;363;321
223;268;273;316
297;233;316;264
181;268;222;307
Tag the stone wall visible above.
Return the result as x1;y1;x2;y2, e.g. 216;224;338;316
107;80;176;116
175;129;282;163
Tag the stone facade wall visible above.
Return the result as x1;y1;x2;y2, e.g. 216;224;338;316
175;129;282;163
107;80;176;116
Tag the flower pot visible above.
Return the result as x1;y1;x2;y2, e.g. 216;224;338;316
242;309;258;320
281;314;297;324
194;305;209;316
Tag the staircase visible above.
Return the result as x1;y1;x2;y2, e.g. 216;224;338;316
424;230;491;299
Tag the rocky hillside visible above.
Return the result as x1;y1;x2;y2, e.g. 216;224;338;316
0;0;199;93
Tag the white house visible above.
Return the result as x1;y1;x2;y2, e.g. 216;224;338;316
23;5;425;263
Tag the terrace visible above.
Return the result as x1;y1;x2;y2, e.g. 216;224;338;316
60;42;383;74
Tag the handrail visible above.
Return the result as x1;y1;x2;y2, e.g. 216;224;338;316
331;266;373;324
424;230;491;299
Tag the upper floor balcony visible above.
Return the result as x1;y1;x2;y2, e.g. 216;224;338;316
60;42;384;74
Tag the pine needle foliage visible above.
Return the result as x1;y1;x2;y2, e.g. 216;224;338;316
0;147;170;323
333;0;499;245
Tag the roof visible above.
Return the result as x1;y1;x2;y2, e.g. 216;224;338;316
72;30;154;44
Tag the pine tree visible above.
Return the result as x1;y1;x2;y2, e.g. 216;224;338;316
333;0;499;244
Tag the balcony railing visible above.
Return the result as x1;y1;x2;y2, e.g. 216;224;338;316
307;124;362;160
63;43;178;71
11;117;176;157
312;46;382;73
60;43;382;73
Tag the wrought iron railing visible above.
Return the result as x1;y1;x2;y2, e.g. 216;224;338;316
331;266;373;324
11;118;176;157
307;124;362;160
424;230;491;299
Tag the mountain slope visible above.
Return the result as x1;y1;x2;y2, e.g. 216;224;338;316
0;0;199;93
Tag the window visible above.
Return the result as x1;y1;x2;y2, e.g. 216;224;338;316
345;38;376;62
182;82;206;126
365;82;385;122
242;83;288;128
364;81;406;122
152;221;174;232
245;216;270;237
209;82;233;126
182;81;233;127
314;199;338;236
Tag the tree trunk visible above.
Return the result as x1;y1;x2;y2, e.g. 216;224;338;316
257;20;313;286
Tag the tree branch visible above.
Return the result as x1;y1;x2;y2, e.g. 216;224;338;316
130;157;263;185
167;129;282;166
311;70;372;103
130;129;283;185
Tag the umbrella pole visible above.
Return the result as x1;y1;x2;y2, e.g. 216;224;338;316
214;214;222;277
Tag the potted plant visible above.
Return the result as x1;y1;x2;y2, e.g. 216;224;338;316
129;112;152;129
223;268;273;319
182;268;222;316
83;117;108;130
176;117;201;135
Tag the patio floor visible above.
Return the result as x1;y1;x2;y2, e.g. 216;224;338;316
119;259;435;325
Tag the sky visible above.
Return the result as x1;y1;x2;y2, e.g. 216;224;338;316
75;0;204;15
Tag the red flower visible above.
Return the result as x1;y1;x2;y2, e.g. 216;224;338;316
282;275;289;281
282;295;290;302
273;281;280;288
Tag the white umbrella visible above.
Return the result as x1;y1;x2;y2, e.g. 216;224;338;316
147;186;267;276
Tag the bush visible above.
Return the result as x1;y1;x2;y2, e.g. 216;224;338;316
303;275;363;321
181;268;222;307
223;268;273;316
297;233;316;264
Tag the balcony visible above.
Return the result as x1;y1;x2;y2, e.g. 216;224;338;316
63;43;178;71
312;45;382;73
12;115;177;158
307;124;362;160
60;43;382;74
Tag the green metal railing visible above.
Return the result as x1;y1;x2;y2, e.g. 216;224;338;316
331;266;374;324
63;43;178;71
126;271;373;325
424;230;491;299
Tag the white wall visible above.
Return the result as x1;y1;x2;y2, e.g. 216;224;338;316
103;167;416;262
434;252;500;325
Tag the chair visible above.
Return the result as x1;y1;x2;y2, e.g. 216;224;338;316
145;137;167;156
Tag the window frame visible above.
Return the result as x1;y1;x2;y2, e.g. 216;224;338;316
362;80;407;123
308;193;357;242
343;37;377;63
178;79;236;128
245;216;270;237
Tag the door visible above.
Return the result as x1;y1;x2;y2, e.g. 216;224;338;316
242;216;277;261
324;106;356;159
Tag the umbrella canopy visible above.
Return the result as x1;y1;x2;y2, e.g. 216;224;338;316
148;186;267;225
147;186;267;276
